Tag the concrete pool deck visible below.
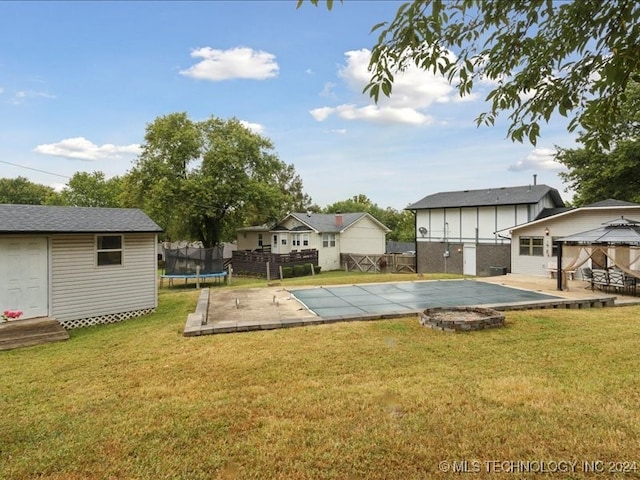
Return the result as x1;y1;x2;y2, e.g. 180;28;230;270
183;274;640;336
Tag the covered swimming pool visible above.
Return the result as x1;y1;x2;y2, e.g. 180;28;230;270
289;280;560;318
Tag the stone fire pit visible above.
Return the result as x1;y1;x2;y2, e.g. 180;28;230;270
419;306;505;332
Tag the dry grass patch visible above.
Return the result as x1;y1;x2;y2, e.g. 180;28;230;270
1;291;640;479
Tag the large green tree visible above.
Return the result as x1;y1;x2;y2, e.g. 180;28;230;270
323;194;414;241
557;81;640;206
0;176;58;205
57;171;123;207
300;0;640;150
123;113;311;246
557;141;640;206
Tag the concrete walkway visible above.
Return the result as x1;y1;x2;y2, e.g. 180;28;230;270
183;274;640;336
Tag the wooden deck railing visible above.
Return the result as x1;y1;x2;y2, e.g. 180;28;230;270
231;249;319;278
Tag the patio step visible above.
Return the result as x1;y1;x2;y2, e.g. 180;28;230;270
0;317;69;351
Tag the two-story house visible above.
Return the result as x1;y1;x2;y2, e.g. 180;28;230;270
406;183;566;276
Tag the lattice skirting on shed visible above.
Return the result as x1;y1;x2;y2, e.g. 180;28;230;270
60;308;156;329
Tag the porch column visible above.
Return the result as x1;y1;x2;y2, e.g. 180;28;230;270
556;242;563;291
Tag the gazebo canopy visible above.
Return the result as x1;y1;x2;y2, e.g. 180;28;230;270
554;217;640;291
557;217;640;245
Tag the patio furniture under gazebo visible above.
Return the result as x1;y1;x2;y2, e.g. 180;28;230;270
555;217;640;292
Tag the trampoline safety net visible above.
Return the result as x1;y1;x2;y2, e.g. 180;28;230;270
163;246;224;275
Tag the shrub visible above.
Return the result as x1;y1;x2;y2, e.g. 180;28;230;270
281;266;294;278
293;264;306;277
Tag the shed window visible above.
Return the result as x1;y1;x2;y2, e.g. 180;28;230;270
97;235;123;266
519;236;543;256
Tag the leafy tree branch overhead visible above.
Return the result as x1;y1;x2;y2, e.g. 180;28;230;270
299;0;640;150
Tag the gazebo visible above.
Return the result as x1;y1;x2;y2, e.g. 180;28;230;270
555;217;640;291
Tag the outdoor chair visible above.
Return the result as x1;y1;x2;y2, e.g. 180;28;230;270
578;267;593;281
591;269;609;291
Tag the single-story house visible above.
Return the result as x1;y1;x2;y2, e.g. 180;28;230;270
236;212;390;272
0;204;162;329
502;199;640;278
406;181;566;276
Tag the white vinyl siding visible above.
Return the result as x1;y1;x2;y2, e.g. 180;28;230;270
339;216;387;254
511;207;640;276
51;233;157;322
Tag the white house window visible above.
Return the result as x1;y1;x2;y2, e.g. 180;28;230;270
322;233;336;248
292;233;309;247
97;235;123;266
281;236;287;246
258;233;263;247
519;236;543;256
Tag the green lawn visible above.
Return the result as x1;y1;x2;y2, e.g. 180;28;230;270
2;278;640;479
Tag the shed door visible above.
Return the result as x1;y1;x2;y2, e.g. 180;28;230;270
0;237;49;319
463;243;476;276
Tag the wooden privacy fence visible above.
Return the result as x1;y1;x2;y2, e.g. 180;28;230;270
232;249;319;279
340;253;416;273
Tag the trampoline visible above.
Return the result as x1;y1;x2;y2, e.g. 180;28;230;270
289;280;559;318
160;245;228;287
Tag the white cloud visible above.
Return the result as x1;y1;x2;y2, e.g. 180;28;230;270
11;90;56;104
319;82;336;98
180;46;279;81
0;87;4;94
311;48;459;125
339;104;434;125
508;147;565;172
34;137;141;161
309;107;334;122
239;120;264;134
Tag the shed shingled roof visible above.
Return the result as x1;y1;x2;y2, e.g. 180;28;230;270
0;204;163;234
406;184;564;210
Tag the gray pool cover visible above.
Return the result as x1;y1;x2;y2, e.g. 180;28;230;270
289;280;559;318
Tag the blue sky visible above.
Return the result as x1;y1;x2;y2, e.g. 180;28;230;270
0;1;578;210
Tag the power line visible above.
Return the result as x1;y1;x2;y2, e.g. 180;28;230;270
0;159;70;179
